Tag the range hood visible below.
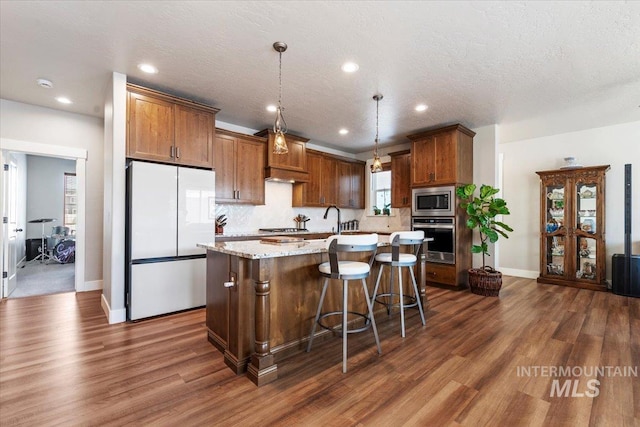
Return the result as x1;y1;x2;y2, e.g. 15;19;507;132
255;129;310;183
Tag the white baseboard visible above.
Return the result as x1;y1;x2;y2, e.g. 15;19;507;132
101;293;126;324
500;267;539;279
77;279;103;292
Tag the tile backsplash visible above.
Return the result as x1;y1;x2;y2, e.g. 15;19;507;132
216;181;411;233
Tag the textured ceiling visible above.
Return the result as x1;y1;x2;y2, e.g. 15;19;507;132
1;1;639;153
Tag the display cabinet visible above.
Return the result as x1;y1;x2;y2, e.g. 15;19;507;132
536;165;610;291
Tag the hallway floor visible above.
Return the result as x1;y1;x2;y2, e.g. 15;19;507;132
10;261;75;298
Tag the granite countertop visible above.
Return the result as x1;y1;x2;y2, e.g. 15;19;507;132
197;234;392;260
215;229;396;238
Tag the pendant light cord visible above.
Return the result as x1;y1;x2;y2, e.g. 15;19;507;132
276;49;287;133
375;96;379;155
278;51;282;110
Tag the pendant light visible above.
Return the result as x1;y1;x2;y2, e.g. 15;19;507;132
273;42;289;154
370;94;384;173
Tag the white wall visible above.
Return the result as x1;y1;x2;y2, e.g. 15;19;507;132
499;120;640;281
0;99;104;282
471;125;499;269
25;155;75;239
102;72;127;323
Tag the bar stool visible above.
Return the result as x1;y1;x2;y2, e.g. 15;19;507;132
372;231;426;337
307;234;382;373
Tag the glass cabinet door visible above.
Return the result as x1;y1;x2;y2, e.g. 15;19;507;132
575;181;598;281
545;235;566;277
544;183;566;277
576;182;597;235
576;236;597;280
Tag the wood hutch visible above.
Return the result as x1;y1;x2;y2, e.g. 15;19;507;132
536;165;610;291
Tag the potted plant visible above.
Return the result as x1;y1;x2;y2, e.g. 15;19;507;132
373;206;382;215
382;203;391;216
456;184;513;296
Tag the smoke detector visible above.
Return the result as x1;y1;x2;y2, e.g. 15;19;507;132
37;78;53;89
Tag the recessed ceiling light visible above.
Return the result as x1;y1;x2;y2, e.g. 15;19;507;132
415;104;428;112
341;62;359;73
138;63;158;74
266;105;277;112
339;129;349;135
36;78;53;89
55;97;72;104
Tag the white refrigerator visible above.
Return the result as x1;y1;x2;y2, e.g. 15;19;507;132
126;161;215;320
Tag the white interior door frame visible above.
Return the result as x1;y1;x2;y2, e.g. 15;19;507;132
0;138;87;295
1;153;19;298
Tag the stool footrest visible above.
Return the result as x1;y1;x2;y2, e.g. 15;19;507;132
317;311;372;335
374;292;418;309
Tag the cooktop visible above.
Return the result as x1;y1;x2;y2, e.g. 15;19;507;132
259;228;307;233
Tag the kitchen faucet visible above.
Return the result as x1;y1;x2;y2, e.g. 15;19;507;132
323;205;341;234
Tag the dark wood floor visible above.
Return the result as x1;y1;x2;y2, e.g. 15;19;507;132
1;277;638;426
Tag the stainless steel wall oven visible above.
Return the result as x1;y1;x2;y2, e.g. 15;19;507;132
412;216;456;264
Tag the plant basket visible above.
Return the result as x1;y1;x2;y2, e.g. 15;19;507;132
468;267;502;297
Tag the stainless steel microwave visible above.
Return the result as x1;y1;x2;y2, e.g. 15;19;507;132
411;186;456;216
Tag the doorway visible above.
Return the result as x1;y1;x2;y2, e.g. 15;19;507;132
1;138;86;299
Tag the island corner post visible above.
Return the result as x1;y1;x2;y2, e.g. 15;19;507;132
246;258;278;386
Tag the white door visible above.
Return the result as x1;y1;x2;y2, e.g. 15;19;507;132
177;167;215;256
2;153;19;297
130;258;206;320
130;161;178;259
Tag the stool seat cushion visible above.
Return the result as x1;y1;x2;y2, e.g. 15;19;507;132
375;253;417;264
319;261;371;276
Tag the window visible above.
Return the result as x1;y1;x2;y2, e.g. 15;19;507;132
370;162;392;215
64;173;77;234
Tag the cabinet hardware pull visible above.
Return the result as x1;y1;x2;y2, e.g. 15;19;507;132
170;146;175;158
224;277;235;288
236;190;240;199
176;147;181;159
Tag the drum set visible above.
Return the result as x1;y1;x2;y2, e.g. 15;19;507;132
27;218;76;264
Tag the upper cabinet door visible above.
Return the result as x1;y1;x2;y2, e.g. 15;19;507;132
213;133;238;203
350;162;365;208
127;91;175;163
433;132;456;185
174;105;214;168
304;152;324;206
411;136;435;186
391;152;411;207
337;161;352;208
235;138;266;205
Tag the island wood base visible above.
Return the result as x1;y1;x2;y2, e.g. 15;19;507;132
205;242;428;385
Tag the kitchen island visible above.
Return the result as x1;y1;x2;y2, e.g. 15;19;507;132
197;235;430;386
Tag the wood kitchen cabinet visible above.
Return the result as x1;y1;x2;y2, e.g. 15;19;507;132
337;160;365;209
214;129;266;205
293;150;364;208
390;150;411;207
254;129;310;182
127;83;218;168
536;165;610;291
407;124;475;187
294;150;337;207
